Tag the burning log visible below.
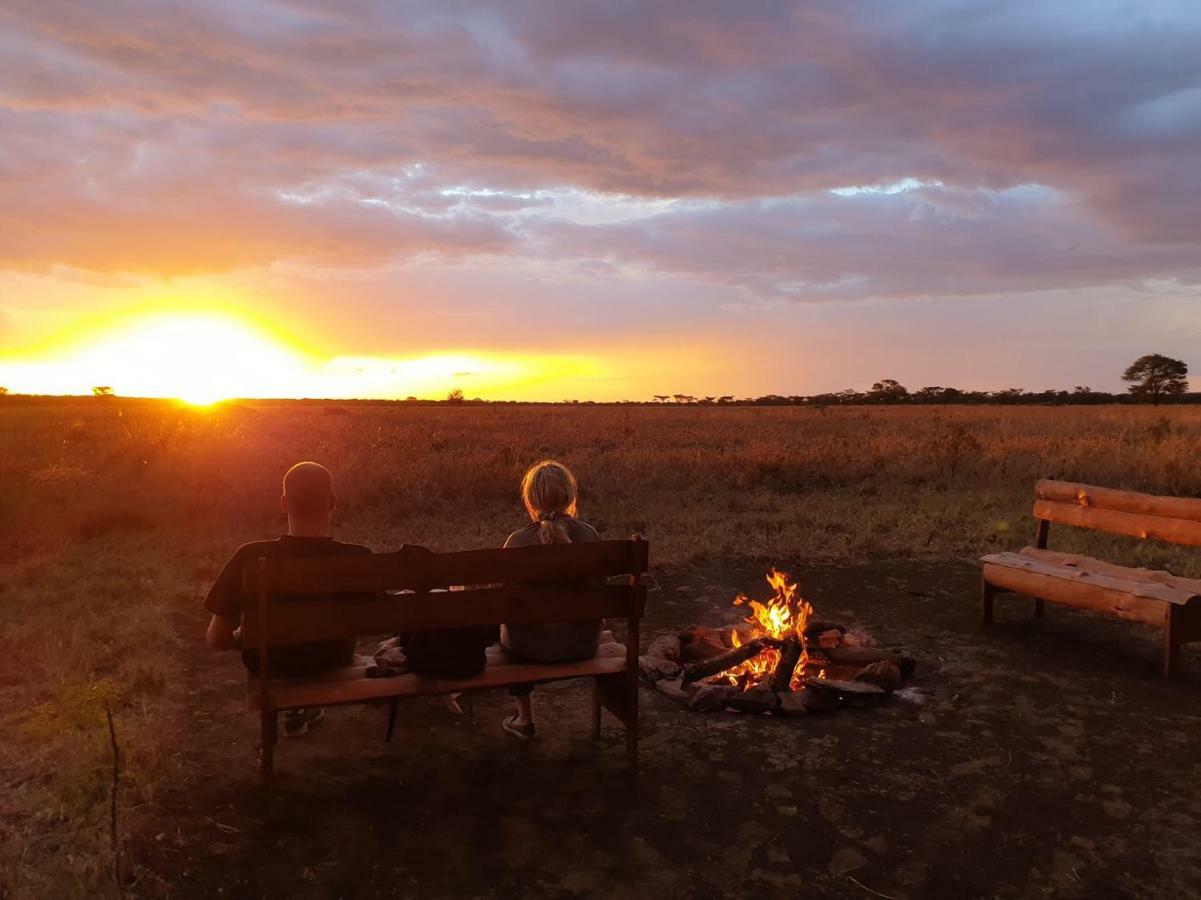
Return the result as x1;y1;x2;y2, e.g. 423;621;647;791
680;637;782;685
770;636;802;693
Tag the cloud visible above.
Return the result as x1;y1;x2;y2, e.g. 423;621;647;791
0;0;1197;294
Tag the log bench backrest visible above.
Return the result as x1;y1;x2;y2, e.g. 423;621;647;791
239;539;649;648
1033;479;1201;548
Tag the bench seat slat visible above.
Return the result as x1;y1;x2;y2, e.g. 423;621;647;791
981;549;1200;606
249;653;628;711
1016;547;1201;596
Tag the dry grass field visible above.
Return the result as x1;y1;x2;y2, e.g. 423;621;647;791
4;398;1201;897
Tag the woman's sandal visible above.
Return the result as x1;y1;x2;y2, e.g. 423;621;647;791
502;715;537;740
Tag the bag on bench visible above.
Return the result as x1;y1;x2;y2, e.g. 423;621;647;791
399;626;495;678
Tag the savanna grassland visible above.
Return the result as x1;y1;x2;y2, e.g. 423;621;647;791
4;398;1201;897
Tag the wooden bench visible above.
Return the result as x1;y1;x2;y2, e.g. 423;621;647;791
240;538;648;786
980;479;1201;678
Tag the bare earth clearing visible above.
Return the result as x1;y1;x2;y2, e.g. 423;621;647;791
143;561;1201;898
5;402;1201;898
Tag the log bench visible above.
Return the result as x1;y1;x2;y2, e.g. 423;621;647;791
980;479;1201;678
240;538;648;786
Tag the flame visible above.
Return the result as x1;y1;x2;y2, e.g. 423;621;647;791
723;569;814;691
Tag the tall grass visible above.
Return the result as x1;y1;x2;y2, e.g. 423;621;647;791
3;398;1201;895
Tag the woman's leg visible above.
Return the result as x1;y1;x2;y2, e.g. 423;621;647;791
504;685;537;738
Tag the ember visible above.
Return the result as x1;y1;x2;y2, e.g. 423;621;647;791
640;570;918;715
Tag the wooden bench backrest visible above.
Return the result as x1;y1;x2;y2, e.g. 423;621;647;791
1033;480;1201;548
239;538;649;648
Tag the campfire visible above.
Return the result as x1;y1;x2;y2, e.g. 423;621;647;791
640;570;917;715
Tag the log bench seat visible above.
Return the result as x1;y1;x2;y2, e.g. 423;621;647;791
981;480;1201;678
247;641;629;712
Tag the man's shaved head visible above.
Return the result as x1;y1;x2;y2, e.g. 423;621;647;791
282;461;334;518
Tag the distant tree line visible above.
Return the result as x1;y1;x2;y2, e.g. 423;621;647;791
649;355;1192;407
0;354;1189;406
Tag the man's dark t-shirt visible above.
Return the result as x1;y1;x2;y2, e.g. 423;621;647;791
204;535;371;677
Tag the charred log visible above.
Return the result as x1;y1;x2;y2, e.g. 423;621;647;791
680;637;782;685
770;636;802;693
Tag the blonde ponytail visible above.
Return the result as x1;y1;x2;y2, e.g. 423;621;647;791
521;461;579;545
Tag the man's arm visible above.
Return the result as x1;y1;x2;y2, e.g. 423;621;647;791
203;546;247;652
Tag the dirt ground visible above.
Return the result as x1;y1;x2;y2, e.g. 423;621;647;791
133;558;1201;899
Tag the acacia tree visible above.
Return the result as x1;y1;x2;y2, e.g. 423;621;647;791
92;386;114;397
1122;354;1188;405
868;379;909;404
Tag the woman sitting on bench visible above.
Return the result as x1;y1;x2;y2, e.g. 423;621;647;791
500;459;602;739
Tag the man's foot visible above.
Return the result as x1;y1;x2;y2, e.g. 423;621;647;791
502;714;537;740
283;708;325;739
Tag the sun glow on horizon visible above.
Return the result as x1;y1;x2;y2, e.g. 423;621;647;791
0;313;310;404
0;310;616;402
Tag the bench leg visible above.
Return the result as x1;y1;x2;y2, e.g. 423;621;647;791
625;673;639;773
590;678;602;740
260;709;277;788
1164;608;1181;680
981;579;995;625
1033;598;1045;618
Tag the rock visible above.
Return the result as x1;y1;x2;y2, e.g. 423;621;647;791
855;660;902;692
653;677;691;704
828;847;867;876
678;625;731;662
645;633;682;663
894;686;926;705
687;683;741;712
726;685;779;714
804;678;886;710
803;620;847;637
795;685;840;713
816;629;843;649
640;655;682;682
777;691;810;716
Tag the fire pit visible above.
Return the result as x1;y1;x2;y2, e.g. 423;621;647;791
640;570;917;714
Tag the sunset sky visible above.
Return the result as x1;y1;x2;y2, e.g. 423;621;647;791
1;1;1199;401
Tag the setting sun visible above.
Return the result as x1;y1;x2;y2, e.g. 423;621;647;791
0;313;309;404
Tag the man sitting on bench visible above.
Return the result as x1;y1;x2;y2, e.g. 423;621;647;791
204;461;371;738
